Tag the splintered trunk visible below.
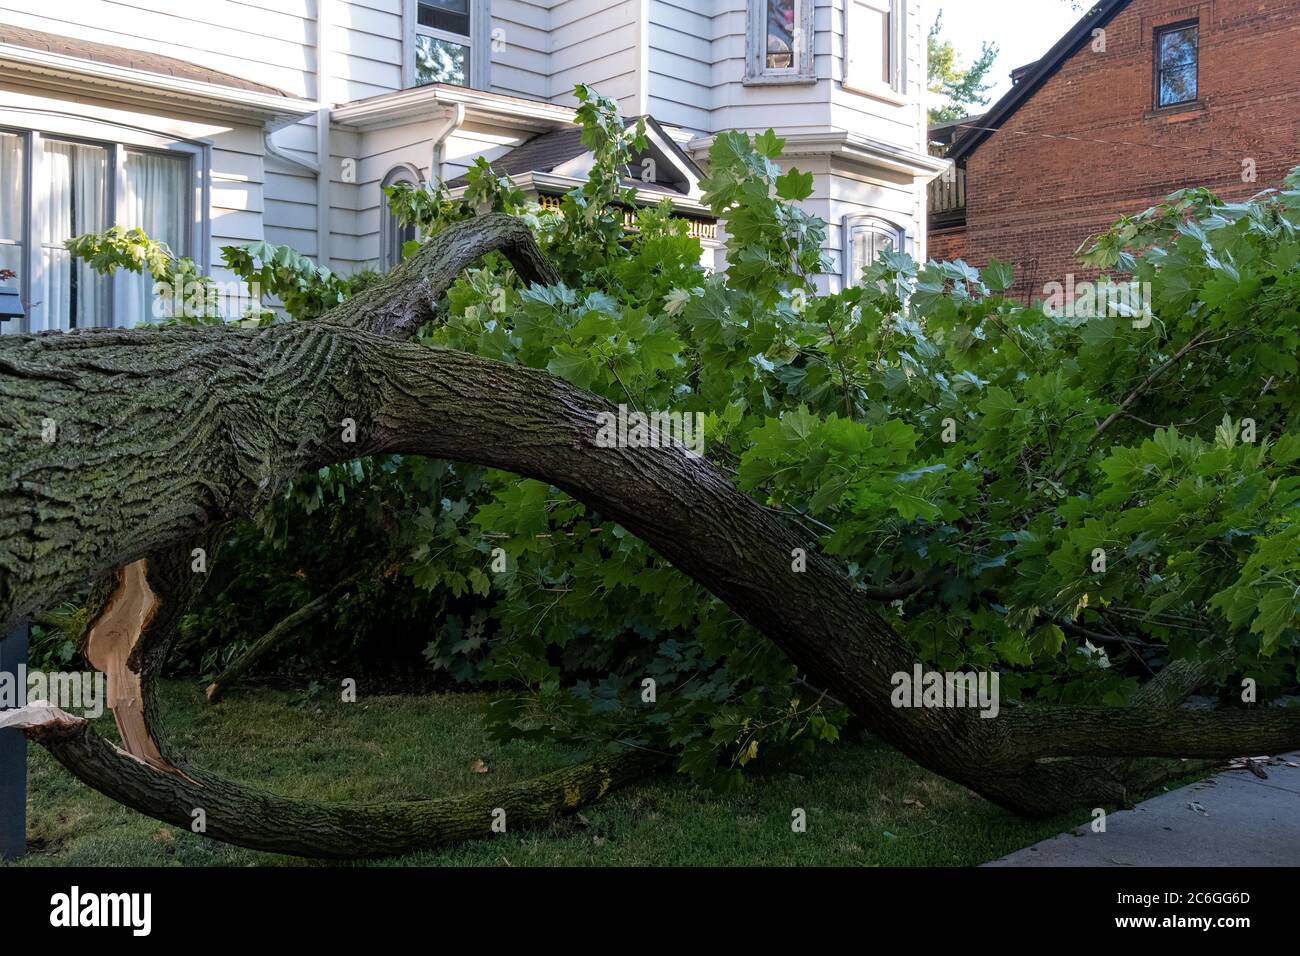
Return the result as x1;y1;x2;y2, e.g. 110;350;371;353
2;214;1296;858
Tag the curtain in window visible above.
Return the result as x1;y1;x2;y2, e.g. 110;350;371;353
119;151;189;326
0;133;23;284
41;140;108;330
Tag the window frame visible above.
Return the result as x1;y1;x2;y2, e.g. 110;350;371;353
842;213;906;288
408;0;490;90
380;164;422;272
0;120;204;333
1153;19;1200;110
745;0;816;86
0;129;32;336
843;0;907;101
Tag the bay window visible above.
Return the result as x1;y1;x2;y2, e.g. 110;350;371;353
0;126;198;333
844;0;905;97
0;133;25;293
746;0;815;84
39;140;110;331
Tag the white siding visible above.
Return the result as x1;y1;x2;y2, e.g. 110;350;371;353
548;0;643;114
491;0;550;100
0;0;317;97
1;0;931;280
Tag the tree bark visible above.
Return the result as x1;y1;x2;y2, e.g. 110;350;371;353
1;213;1291;858
2;703;664;859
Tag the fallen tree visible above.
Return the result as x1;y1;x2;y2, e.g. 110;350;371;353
2;200;1298;857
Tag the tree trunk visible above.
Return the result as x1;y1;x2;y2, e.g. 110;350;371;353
2;213;1292;858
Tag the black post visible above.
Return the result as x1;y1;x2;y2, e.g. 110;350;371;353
0;620;29;861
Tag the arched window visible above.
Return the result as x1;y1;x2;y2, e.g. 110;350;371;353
842;215;906;287
380;165;421;271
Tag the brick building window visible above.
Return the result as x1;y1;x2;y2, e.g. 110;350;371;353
1155;21;1199;108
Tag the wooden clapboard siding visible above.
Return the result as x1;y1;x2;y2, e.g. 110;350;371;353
548;0;642;113
0;0;316;97
492;0;550;100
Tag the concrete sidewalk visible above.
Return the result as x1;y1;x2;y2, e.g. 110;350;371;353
985;755;1300;867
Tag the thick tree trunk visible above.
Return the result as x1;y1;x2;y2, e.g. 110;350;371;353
1;213;1291;858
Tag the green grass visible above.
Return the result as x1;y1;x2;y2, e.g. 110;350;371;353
10;680;1092;867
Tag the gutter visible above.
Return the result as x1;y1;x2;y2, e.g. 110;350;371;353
264;130;319;175
332;83;576;133
0;43;315;128
430;102;465;183
688;130;951;182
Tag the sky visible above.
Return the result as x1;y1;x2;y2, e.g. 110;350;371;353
929;0;1088;108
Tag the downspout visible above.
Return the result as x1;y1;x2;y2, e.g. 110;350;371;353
430;102;465;185
264;130;319;175
315;0;333;268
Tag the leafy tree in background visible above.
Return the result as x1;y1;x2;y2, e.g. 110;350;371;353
928;9;999;125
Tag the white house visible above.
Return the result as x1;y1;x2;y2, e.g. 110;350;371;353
0;0;946;332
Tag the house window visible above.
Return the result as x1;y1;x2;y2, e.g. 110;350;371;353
1155;21;1198;108
39;139;110;331
381;165;420;271
843;215;904;287
0;127;196;332
845;0;904;96
746;0;815;84
416;0;472;86
0;132;28;308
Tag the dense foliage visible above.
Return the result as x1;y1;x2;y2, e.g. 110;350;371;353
64;86;1300;790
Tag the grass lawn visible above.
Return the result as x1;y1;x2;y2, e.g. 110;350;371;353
10;680;1093;867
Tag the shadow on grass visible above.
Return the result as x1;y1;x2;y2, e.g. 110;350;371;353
13;680;1100;867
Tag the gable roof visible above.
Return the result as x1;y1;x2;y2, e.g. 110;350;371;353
444;114;703;198
0;24;291;97
948;0;1131;162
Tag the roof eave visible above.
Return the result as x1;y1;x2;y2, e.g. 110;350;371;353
948;0;1131;162
0;42;316;129
332;84;577;133
447;170;713;217
689;130;950;181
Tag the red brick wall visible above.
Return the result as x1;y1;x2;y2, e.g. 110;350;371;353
928;226;968;263
961;0;1300;300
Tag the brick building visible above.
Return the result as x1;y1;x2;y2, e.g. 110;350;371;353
929;0;1300;298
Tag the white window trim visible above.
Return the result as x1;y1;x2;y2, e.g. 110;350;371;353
0;119;206;334
405;0;491;90
843;0;907;102
380;163;422;271
842;213;907;288
745;0;817;86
